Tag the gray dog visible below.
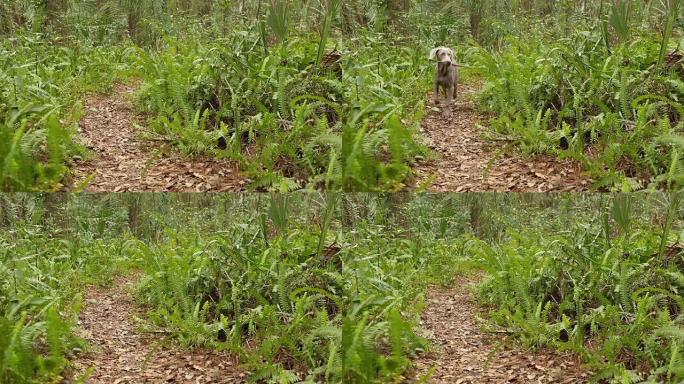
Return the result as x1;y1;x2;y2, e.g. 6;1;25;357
429;47;458;108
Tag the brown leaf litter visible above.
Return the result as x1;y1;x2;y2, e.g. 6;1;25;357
66;275;247;384
413;275;590;384
68;84;247;192
415;85;592;192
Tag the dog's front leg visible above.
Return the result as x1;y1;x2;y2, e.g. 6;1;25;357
433;81;441;105
446;85;454;109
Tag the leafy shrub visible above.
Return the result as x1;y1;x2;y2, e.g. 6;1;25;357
472;199;684;382
341;35;431;191
0;33;134;191
134;33;344;191
475;29;684;190
130;210;437;381
0;217;137;383
133;24;433;192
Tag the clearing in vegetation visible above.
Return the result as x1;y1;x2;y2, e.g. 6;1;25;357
415;85;591;192
2;193;684;383
69;275;245;383
415;275;588;383
2;1;683;192
69;84;246;192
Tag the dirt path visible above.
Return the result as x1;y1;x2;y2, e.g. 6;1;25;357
414;275;590;384
69;84;247;192
69;275;247;384
415;85;591;192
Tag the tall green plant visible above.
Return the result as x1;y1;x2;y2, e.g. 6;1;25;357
656;0;679;73
267;0;290;43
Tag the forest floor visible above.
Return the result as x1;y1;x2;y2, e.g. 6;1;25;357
68;274;247;383
414;274;590;384
66;83;594;193
68;84;247;192
65;274;591;383
415;85;592;192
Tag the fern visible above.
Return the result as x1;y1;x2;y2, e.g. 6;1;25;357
619;69;632;121
618;263;633;313
277;70;290;120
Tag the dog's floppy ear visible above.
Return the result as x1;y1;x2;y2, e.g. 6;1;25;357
429;48;441;61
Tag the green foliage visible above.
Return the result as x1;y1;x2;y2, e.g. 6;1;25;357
0;194;141;383
0;114;69;191
134;32;345;191
0;308;73;384
133;23;431;191
471;197;684;382
128;193;449;382
0;32;134;191
341;37;431;191
3;193;684;383
474;22;684;190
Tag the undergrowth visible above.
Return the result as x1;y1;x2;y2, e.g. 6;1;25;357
134;28;431;191
128;194;465;382
0;33;134;191
134;33;345;191
475;18;684;190
0;194;136;383
2;194;684;383
470;194;684;382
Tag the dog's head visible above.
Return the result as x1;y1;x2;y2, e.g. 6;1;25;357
429;47;454;66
